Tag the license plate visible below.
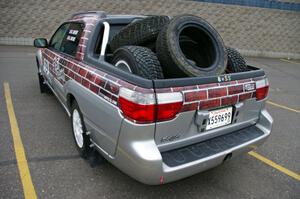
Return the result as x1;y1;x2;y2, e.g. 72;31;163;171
206;107;233;130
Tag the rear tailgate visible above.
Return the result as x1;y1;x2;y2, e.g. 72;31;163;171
153;66;269;152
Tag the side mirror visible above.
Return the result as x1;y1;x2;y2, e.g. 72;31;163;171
34;38;48;48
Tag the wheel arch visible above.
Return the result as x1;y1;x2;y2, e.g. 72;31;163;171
66;92;76;112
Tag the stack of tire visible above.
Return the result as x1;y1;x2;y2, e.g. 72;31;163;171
110;15;248;80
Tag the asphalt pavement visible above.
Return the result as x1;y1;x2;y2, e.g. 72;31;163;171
0;46;299;199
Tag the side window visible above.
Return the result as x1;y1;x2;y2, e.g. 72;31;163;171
49;24;70;51
60;23;84;57
94;24;126;56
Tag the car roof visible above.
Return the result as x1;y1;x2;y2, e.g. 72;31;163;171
69;11;145;22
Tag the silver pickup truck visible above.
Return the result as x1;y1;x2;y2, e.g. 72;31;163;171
33;11;273;185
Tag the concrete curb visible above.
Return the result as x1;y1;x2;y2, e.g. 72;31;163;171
0;37;34;46
1;37;300;59
237;49;300;59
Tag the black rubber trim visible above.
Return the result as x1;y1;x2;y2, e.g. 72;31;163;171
161;125;264;167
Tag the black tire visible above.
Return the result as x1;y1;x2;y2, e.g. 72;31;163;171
38;73;52;94
111;46;164;79
226;47;248;73
156;14;227;78
110;16;170;52
71;101;91;159
36;57;52;94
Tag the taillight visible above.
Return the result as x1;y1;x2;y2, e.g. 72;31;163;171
255;79;269;101
119;88;156;123
156;93;183;121
118;88;183;123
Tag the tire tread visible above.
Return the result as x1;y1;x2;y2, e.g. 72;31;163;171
110;16;170;52
112;46;164;79
226;47;248;73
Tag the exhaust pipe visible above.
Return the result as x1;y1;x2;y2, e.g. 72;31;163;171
223;153;233;163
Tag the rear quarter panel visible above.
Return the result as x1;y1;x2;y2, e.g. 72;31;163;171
64;79;122;156
41;48;124;156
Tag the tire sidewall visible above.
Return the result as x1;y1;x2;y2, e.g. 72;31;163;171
158;15;227;77
38;72;52;94
38;72;46;93
71;101;90;158
111;47;139;74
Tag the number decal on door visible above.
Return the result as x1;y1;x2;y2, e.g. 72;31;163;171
53;57;65;81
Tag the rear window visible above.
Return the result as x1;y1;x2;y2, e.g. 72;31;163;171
94;24;127;55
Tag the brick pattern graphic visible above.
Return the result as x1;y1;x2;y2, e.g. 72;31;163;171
0;0;299;57
43;48;122;106
156;78;258;113
73;16;98;61
41;45;260;114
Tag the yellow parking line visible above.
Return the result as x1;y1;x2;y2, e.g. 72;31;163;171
4;82;37;199
280;59;300;65
248;151;300;181
267;100;300;113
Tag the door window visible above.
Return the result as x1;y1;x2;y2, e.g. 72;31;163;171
49;23;84;57
49;23;69;51
60;23;84;57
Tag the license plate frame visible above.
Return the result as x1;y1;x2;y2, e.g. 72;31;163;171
206;107;233;130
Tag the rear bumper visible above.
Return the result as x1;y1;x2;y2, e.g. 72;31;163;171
112;109;272;185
